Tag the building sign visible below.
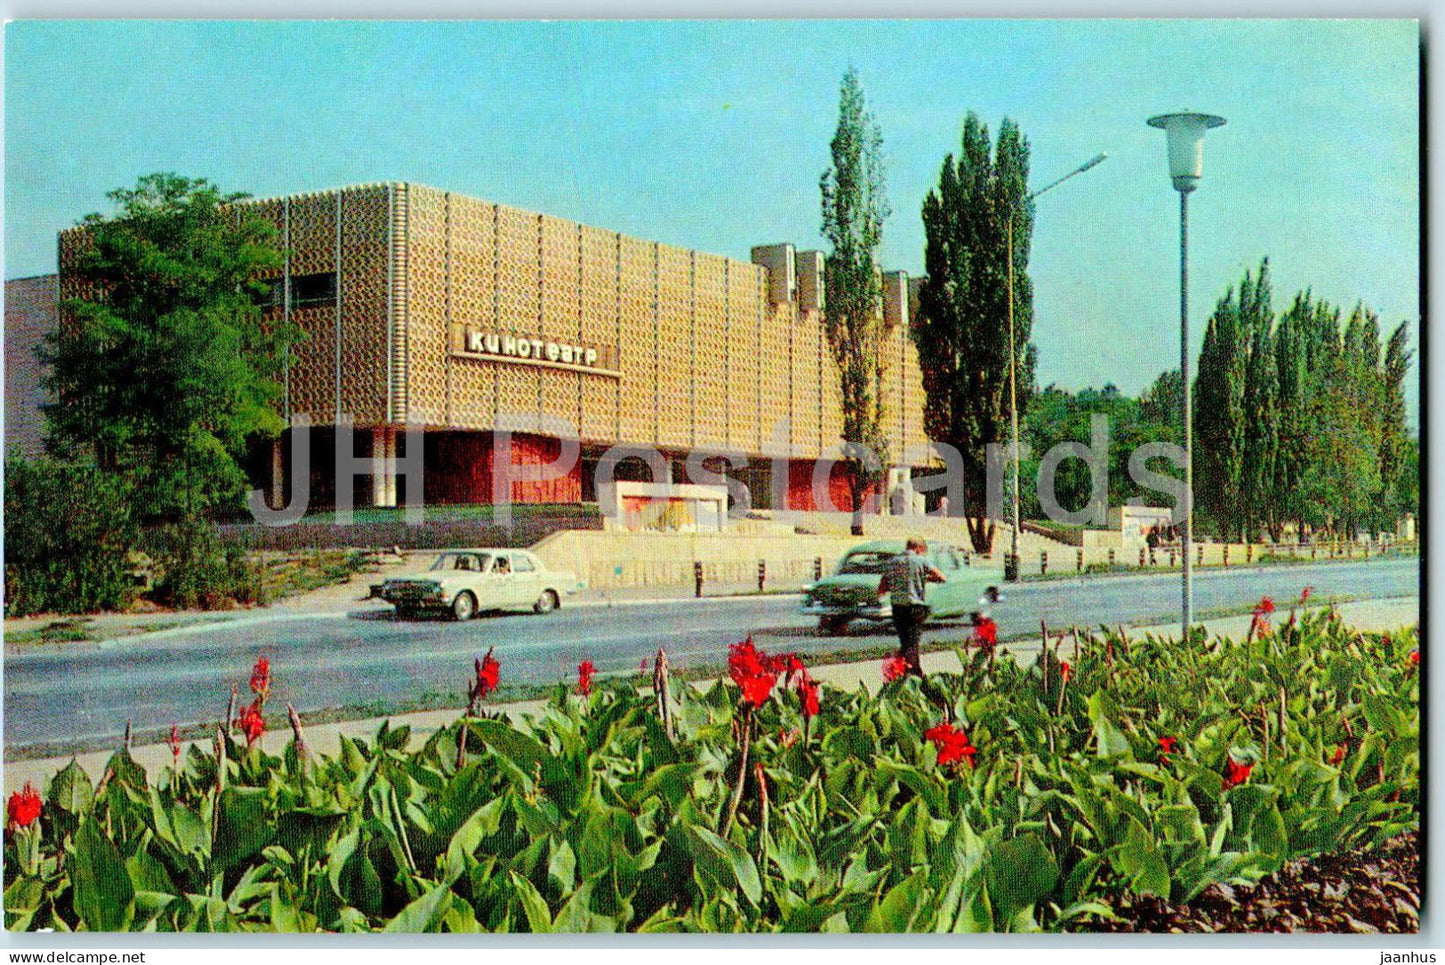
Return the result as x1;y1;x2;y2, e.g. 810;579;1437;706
452;326;620;378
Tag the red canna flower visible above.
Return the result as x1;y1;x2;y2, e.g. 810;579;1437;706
237;701;265;747
1255;597;1275;616
728;637;777;708
926;723;977;768
1409;649;1420;665
577;659;596;696
1300;586;1313;604
1158;736;1178;761
784;653;807;685
738;671;777;708
973;617;998;650
882;653;908;682
1059;661;1072;683
1222;756;1253;790
1330;745;1347;766
169;723;182;763
475;651;501;699
250;656;271;700
799;677;821;719
7;783;42;829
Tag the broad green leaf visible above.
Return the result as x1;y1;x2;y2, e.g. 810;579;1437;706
382;883;454;933
509;870;553;933
48;759;94;814
984;833;1058;923
70;819;135;931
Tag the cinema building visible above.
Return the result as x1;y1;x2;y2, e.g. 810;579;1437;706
58;183;931;514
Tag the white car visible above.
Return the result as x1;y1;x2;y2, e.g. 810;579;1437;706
376;549;579;621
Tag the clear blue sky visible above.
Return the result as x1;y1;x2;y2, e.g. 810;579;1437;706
5;20;1420;423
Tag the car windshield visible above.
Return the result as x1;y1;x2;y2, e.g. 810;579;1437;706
429;552;493;573
838;551;897;575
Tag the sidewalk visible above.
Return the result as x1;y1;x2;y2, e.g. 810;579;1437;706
2;597;1417;795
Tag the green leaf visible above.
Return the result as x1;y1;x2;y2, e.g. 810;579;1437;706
70;818;135;931
509;870;553;933
382;883;454;933
48;759;94;814
1117;818;1171;898
471;718;549;773
214;786;272;874
865;868;929;932
683;825;763;907
984;833;1058;923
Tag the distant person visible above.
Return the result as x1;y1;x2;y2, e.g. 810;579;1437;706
876;538;946;679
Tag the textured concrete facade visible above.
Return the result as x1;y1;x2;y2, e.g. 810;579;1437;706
4;275;57;459
226;182;928;461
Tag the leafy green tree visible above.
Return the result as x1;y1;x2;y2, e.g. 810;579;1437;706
1238;262;1278;540
46;173;294;525
819;69;892;536
1139;369;1183;439
1020;382;1181;519
1378;321;1415;524
915;112;1033;552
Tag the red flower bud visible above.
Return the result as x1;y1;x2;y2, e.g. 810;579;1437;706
882;654;908;682
250;656;271;699
577;659;596;696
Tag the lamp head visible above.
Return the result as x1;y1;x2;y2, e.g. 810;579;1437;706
1147;112;1226;193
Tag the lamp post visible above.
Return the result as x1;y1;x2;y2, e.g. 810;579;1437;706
1005;151;1108;582
1147;110;1226;639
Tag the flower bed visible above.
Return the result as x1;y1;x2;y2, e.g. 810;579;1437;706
3;603;1418;933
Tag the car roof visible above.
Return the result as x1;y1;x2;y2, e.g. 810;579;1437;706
436;548;525;555
846;540;963;556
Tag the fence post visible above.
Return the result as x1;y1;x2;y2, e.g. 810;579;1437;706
1197;544;1204;566
1246;543;1253;564
1168;548;1176;568
1040;551;1048;576
694;561;704;598
814;557;823;581
1311;543;1317;560
1077;549;1084;572
1109;548;1116;568
757;561;766;593
1223;544;1229;567
1148;547;1156;567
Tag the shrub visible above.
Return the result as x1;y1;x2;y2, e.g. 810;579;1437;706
3;454;140;616
145;518;265;610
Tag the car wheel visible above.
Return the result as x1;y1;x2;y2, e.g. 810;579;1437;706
819;616;849;636
534;589;560;615
451;591;477;622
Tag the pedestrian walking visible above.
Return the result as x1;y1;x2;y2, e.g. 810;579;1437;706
876;537;946;678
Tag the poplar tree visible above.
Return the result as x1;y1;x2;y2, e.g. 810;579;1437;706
915;112;1033;553
1238;260;1277;540
820;68;891;536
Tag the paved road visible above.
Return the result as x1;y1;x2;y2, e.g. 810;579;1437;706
3;559;1418;749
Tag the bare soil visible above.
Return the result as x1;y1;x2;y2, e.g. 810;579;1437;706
1083;832;1419;933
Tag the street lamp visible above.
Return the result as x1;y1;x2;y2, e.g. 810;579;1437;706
1147;110;1226;639
1005;151;1108;582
